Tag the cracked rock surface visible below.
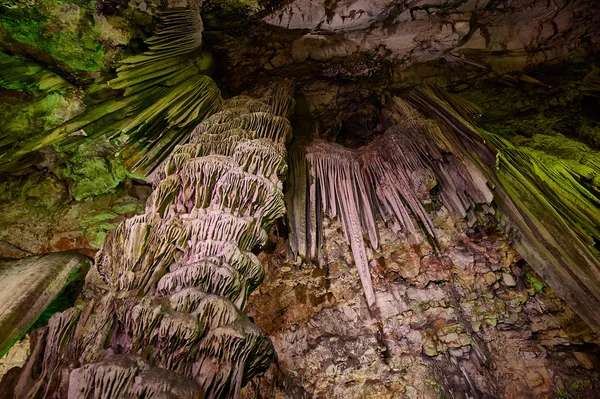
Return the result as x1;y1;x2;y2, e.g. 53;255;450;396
243;216;600;399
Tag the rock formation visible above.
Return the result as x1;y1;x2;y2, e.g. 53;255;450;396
0;79;295;398
0;252;89;358
1;0;600;398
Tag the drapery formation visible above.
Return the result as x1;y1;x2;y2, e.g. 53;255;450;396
0;0;222;173
0;82;295;398
288;87;600;333
411;87;600;334
289;96;494;309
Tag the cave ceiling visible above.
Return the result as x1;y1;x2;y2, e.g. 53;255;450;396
203;0;600;138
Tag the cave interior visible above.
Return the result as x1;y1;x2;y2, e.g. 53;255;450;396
0;0;600;398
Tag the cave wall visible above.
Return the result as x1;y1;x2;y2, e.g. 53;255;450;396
243;216;600;398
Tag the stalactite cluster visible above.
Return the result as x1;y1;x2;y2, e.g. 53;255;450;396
291;97;494;308
410;86;600;333
288;85;600;333
0;82;295;399
0;0;222;173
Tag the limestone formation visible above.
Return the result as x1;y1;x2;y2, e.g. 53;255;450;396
0;1;222;173
0;82;295;398
288;86;600;334
1;1;600;398
0;252;89;358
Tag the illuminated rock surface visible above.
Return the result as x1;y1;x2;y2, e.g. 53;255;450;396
1;0;600;398
0;252;89;357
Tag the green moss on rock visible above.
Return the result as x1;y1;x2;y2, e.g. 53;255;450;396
0;93;83;146
0;1;105;72
525;268;548;296
0;0;159;79
0;52;85;158
62;143;130;200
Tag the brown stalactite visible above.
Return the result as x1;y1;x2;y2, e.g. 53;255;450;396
293;97;494;311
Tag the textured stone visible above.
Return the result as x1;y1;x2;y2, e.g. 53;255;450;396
260;0;600;78
391;251;421;279
243;216;600;398
0;335;29;379
0;172;149;257
448;249;474;270
1;2;600;398
270;54;286;68
503;273;517;287
573;352;595;370
0;252;89;356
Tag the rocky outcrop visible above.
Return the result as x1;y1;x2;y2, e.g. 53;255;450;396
0;169;150;258
210;0;600;138
263;0;600;73
0;252;89;357
244;216;600;398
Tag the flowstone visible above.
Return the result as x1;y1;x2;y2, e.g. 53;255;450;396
0;80;295;398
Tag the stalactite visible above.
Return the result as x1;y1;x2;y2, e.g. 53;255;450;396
1;81;295;398
68;355;205;399
156;259;243;302
285;121;321;262
408;86;600;333
191;112;292;145
296;98;494;309
289;85;600;333
212;170;286;227
177;156;240;211
0;51;74;164
0;0;223;173
233;139;288;185
305;142;378;307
